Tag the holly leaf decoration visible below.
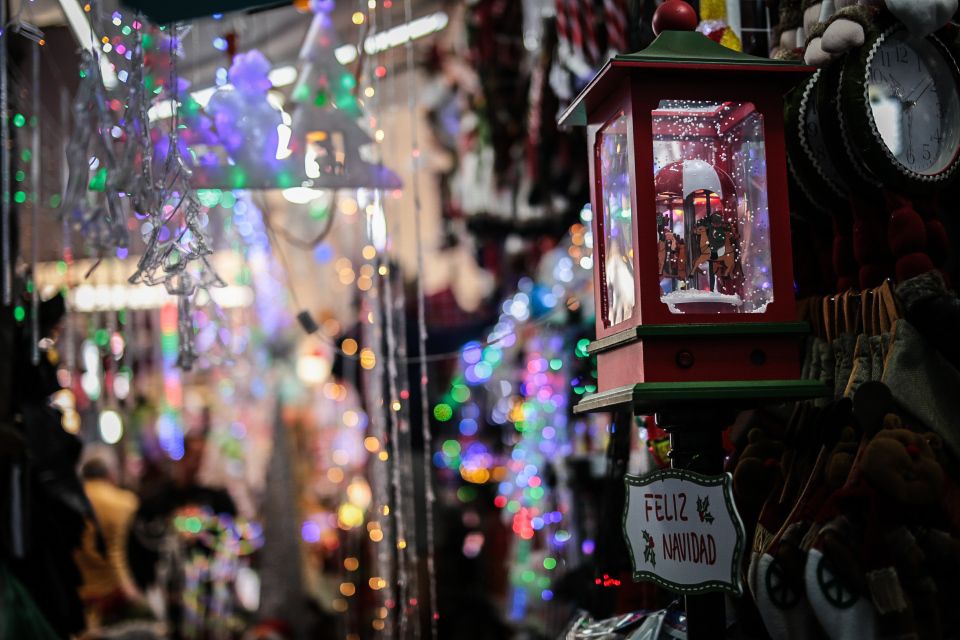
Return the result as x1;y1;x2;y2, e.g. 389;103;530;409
641;530;656;568
697;496;715;524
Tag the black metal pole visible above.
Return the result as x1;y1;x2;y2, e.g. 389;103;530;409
594;409;635;617
657;406;736;640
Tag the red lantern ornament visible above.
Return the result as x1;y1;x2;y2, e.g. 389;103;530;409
561;5;827;412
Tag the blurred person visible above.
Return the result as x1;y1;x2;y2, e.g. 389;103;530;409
3;291;93;637
128;430;237;639
74;453;144;630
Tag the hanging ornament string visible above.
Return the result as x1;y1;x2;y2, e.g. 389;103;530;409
355;210;397;640
262;192;338;250
60;87;75;376
361;267;396;640
30;34;41;365
258;200;305;312
403;0;438;634
371;27;423;640
373;147;413;640
1;0;11;306
253;210;571;367
365;2;415;636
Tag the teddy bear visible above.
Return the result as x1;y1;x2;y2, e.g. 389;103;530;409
732;426;786;522
806;421;957;639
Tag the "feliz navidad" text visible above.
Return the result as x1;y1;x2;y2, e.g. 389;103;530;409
643;492;718;565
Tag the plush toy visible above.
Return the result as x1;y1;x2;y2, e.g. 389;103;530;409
771;0;805;60
897;271;960;371
803;0;871;67
753;401;860;640
800;0;958;66
733;427;786;516
743;403;826;601
807;423;951;639
728;417;790;637
730;417;789;601
859;428;945;639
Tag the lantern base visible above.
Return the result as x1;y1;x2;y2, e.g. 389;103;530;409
572;379;829;414
587;322;812;392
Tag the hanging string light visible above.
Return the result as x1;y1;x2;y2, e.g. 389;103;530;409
363;1;425;634
403;0;438;632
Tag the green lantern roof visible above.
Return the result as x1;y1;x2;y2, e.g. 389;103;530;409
559;31;812;127
616;30;797;66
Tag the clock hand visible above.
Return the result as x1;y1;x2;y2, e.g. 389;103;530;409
914;84;932;104
888;75;908;102
905;80;933;107
904;106;914;165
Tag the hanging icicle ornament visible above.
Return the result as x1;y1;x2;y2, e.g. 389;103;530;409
121;27;161;225
127;24;225;370
60;49;130;256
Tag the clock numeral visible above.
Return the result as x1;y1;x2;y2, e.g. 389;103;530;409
879;49;892;68
906;146;917;166
896;46;909;65
922;143;933;162
870;69;897;88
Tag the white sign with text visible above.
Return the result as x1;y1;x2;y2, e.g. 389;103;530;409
623;469;744;595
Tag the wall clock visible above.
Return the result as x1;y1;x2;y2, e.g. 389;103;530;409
784;69;851;214
837;24;960;192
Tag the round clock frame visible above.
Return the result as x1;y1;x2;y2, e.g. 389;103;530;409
838;23;960;193
785;69;851;214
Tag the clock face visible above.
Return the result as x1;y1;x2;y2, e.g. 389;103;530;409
866;31;960;176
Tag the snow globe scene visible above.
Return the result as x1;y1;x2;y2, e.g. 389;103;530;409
652;100;773;314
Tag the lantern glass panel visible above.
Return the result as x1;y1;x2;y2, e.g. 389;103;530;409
598;112;635;327
651;100;773;314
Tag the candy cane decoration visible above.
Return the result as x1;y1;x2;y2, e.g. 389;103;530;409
555;0;570;53
566;0;585;63
582;0;601;64
604;0;628;53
